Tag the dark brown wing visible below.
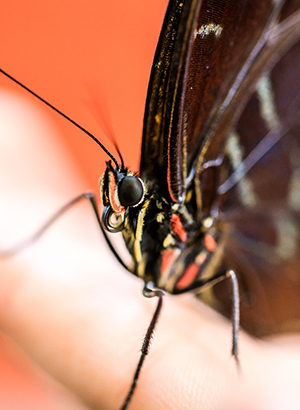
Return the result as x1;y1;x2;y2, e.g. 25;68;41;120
140;0;278;203
213;4;300;336
141;0;300;336
140;0;200;202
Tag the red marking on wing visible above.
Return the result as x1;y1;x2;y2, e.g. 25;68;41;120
161;248;176;276
176;263;199;290
204;234;217;252
170;214;187;242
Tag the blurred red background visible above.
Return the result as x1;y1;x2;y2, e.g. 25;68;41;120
0;1;168;408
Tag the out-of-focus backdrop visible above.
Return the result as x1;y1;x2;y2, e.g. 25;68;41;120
0;1;168;408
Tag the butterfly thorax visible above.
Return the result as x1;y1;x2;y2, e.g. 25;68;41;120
121;179;225;294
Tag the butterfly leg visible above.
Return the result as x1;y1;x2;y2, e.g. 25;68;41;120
120;270;240;409
120;283;163;410
227;270;240;364
193;270;240;364
176;270;240;363
0;192;98;257
0;191;129;270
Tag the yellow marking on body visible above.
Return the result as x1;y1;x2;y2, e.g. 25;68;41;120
195;23;223;39
133;200;150;275
99;173;106;203
156;212;164;223
226;132;258;207
171;203;180;211
186;189;192;203
137;259;146;279
163;233;176;248
156;201;163;210
257;75;280;131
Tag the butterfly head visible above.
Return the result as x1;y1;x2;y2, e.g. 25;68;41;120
100;160;145;232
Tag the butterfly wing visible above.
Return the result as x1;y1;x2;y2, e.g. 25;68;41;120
139;0;300;336
216;7;300;336
140;0;278;202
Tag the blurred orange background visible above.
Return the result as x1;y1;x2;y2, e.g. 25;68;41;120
0;1;168;408
0;0;168;189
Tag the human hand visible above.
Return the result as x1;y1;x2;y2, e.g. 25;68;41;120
0;91;300;410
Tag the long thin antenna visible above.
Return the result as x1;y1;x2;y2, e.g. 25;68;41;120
0;68;119;169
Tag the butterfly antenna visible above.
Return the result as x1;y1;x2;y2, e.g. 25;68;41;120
83;87;125;170
113;142;124;169
0;68;119;169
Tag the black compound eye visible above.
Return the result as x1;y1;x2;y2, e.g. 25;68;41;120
118;176;144;207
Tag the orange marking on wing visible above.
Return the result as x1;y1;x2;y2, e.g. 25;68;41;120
204;234;217;252
170;214;187;242
176;263;199;290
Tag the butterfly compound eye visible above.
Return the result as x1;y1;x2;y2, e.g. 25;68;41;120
118;176;144;207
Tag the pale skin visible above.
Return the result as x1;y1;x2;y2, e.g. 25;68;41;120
0;92;300;410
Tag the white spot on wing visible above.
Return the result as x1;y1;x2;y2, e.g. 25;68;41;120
289;171;300;209
274;211;298;261
256;75;280;131
195;23;223;39
224;132;258;207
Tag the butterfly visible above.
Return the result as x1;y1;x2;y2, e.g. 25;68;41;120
1;0;300;409
113;0;300;338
